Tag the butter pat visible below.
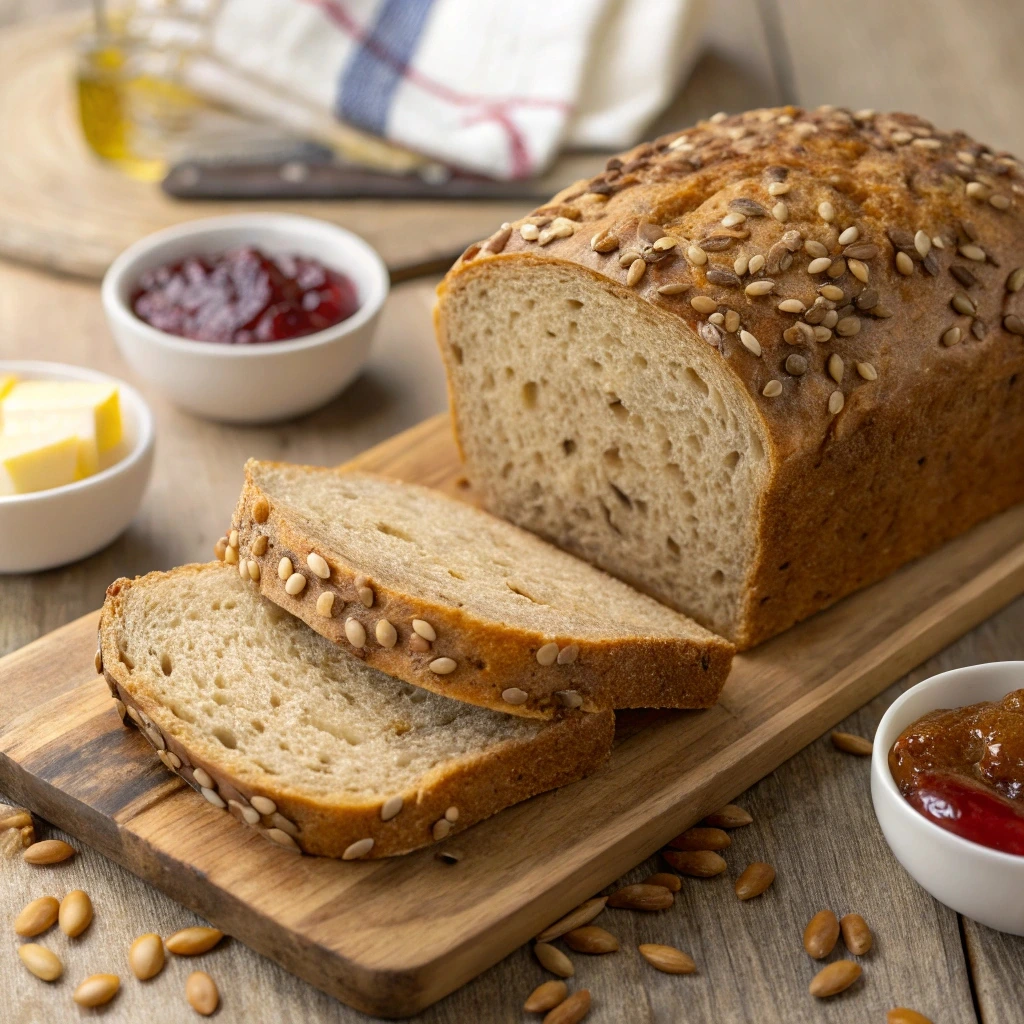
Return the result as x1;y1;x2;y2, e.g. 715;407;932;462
0;375;15;400
1;381;121;479
0;431;80;495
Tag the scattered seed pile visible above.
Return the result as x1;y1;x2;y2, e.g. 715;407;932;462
437;104;1024;648
3;810;222;1015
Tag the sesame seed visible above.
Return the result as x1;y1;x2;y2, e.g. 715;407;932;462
709;312;725;325
381;795;403;821
306;552;330;579
1007;268;1024;293
375;619;398;648
748;254;766;275
972;319;987;340
785;353;808;375
912;137;941;149
652;236;678;252
709;111;727;124
284;572;306;596
734;254;750;276
691;296;718;314
768;181;790;196
819;285;845;301
432;819;451;841
823;310;839;329
429;657;457;675
556;688;583;707
739;330;762;356
745;279;775;297
344;618;366;648
914;231;931;258
813;326;833;343
951;291;976;316
838;226;859;245
778;298;806;314
871;305;894;318
807;257;831;275
835;316;861;337
848;259;869;283
856;362;877;380
990;194;1011;210
536;642;559;666
724;309;741;333
412;619;437;641
342;838;374;860
959;244;986;262
966;181;989;200
1004;314;1024;337
626;258;646;287
828;391;845;415
316;592;335;618
804;240;828;258
818;201;835;223
501;687;529;705
538;217;575;245
520;224;539;241
687;245;708;266
895;252;915;275
783;322;814;345
828;353;844;382
762;380;783;398
932;236;945;249
657;281;689;296
891;131;912;144
941;326;962;347
827;258;847;279
772;202;789;222
721;212;746;227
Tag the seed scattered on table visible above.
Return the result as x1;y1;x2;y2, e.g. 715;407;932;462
809;959;862;998
831;731;873;755
643;872;682;892
702;804;753;828
803;909;840;959
662;850;727;877
18;943;62;981
542;988;590;1024
534;942;574;978
563;925;619;954
59;889;93;937
887;1009;934;1024
606;883;674;910
23;839;75;865
667;826;731;852
734;861;775;900
840;912;873;955
638;943;697;974
186;970;220;1016
166;926;224;956
129;933;166;979
74;973;120;1007
536;897;609;943
524;979;568;1013
14;896;59;937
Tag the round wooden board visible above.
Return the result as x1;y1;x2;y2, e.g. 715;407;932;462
0;15;530;280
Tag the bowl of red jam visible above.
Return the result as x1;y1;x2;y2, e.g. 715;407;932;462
102;214;389;422
872;662;1024;935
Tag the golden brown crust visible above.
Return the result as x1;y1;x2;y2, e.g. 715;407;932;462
436;106;1024;648
228;461;733;718
99;565;615;859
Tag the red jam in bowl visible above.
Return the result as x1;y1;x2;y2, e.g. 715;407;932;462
889;688;1024;855
131;247;359;344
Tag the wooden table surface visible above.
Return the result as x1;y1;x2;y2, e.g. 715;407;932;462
2;1;1023;1021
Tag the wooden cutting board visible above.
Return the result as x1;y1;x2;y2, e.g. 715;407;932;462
2;415;1024;1018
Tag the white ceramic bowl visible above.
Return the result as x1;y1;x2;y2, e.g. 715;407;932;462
101;213;389;423
872;661;1024;934
0;361;155;573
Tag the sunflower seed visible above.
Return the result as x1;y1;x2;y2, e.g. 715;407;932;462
707;268;742;287
972;319;986;339
626;258;646;287
652;236;678;252
618;249;641;268
950;265;977;288
342;837;374;860
739;330;762;356
827;257;847;279
590;230;619;253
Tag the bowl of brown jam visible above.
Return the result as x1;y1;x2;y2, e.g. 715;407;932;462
102;214;389;423
872;662;1024;935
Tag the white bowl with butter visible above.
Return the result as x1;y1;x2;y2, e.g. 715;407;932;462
0;361;155;573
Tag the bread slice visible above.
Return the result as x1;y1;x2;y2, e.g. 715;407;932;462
98;563;614;859
226;459;734;719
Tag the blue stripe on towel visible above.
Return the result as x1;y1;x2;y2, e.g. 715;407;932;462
336;0;435;134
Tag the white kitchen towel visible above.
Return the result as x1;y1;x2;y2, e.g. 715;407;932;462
175;0;707;179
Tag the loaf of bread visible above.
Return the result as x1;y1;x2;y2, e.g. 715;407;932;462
435;106;1024;648
226;460;733;718
98;563;614;859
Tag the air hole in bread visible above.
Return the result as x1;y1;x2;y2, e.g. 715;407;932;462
607;398;628;421
603;447;623;469
710;570;725;586
667;537;681;557
544;329;556;339
522;381;538;408
376;522;413;542
562;439;576;456
684;367;709;396
506;582;546;605
610;483;632;508
213;726;237;749
451;344;464;365
448;569;466;580
633;354;648;368
566;299;583;310
213;692;229;706
724;450;741;471
251;719;265;733
159;653;172;676
213;673;226;688
270;694;281;708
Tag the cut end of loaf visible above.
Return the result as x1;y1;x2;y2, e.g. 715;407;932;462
438;258;771;642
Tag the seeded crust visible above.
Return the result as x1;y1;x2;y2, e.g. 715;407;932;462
436;105;1024;648
98;564;614;859
227;460;734;719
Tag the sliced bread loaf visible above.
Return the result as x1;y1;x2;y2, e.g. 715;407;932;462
98;563;614;859
225;459;734;719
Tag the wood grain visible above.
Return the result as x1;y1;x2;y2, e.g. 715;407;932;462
3;415;1024;1016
